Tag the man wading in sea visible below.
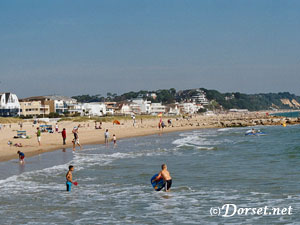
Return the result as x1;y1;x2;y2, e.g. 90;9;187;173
154;164;172;192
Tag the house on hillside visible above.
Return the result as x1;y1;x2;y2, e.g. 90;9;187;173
0;92;20;117
191;89;209;105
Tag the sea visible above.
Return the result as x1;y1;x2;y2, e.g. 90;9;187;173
272;111;300;118
0;125;300;224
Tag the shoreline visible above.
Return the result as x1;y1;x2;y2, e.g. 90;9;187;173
0;124;217;163
0;112;299;163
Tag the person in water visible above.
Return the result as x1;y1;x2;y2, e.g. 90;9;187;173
66;165;74;192
251;128;257;134
17;151;25;163
154;164;172;192
72;127;81;151
104;129;110;146
113;134;117;146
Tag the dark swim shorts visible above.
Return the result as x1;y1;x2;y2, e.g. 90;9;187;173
165;179;172;191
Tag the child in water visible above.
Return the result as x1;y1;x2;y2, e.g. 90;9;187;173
113;134;117;146
66;165;74;192
17;151;25;163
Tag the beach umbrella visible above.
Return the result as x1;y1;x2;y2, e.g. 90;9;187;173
113;120;121;125
157;113;163;117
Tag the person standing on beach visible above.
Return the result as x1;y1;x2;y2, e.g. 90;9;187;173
36;127;41;146
55;123;59;132
62;128;67;145
153;164;172;192
17;151;25;164
72;127;81;151
66;165;74;192
104;129;109;146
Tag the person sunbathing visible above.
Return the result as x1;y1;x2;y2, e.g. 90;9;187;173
14;143;23;147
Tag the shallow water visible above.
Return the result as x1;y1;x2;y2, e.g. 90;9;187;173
1;125;300;224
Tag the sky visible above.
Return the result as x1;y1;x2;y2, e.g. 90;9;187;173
0;0;299;98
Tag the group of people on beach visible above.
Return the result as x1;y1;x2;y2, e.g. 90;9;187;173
15;120;172;193
62;126;117;151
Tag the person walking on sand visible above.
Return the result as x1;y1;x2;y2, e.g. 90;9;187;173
153;164;172;192
62;128;67;145
55;123;59;132
104;129;109;146
72;127;81;151
66;165;75;192
17;151;25;164
36;127;41;146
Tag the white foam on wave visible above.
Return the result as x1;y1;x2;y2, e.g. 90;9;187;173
72;148;172;169
217;128;233;132
173;132;220;149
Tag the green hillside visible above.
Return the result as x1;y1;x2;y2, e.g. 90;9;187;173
72;89;300;111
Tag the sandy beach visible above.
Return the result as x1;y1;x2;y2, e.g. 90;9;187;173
0;111;298;162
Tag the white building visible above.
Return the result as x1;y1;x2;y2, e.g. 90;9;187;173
132;99;151;114
0;92;20;117
167;104;180;116
130;103;141;114
192;89;209;105
82;103;106;116
51;96;77;114
119;104;133;115
179;102;200;114
68;102;106;116
105;102;118;115
229;109;249;113
150;103;166;115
